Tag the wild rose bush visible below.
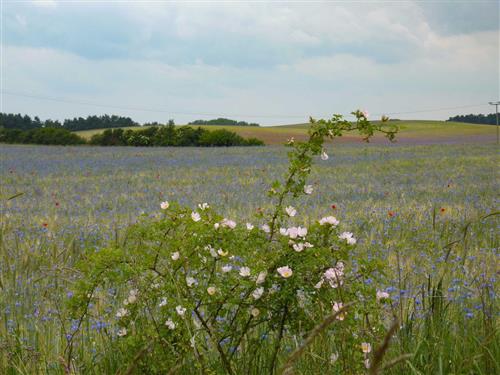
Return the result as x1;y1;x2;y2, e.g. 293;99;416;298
69;111;398;374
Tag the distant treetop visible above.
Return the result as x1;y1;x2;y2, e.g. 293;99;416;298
0;112;140;131
63;114;139;131
447;113;497;125
0;113;62;130
188;118;260;126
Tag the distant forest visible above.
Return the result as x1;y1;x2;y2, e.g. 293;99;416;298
447;113;497;125
0;113;141;131
188;118;259;126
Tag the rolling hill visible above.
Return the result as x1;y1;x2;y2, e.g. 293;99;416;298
74;120;497;145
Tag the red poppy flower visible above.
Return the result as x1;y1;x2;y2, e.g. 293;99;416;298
42;223;48;228
331;204;337;210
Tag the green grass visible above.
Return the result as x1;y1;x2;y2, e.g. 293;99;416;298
74;120;497;145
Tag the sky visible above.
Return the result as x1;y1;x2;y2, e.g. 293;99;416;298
1;0;499;125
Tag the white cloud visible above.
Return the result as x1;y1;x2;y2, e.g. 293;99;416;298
31;0;57;8
287;29;497;79
2;1;498;123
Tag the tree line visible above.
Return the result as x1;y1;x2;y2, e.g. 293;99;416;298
447;113;497;125
1;113;260;131
89;126;263;146
188;118;259;126
0;112;265;146
0;125;264;147
0;127;87;145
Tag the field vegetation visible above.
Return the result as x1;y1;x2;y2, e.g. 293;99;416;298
0;125;263;147
0;113;497;374
76;120;497;145
88;126;263;147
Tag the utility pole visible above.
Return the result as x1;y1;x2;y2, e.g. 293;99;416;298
488;101;500;145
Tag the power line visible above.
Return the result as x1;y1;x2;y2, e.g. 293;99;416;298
1;89;490;120
374;104;488;117
1;90;310;119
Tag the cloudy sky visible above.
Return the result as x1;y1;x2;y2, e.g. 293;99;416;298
1;0;498;125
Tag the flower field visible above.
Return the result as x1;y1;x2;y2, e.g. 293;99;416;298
0;141;498;374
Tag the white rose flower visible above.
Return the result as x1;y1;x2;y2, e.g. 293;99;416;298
176;305;186;316
339;231;356;244
285;206;297;217
332;302;346;320
376;290;390;301
117;327;127;337
165;319;176;330
186;277;197;287
222;265;232;273
252;287;264;300
361;342;372;353
221;218;236;229
256;271;267;285
319;216;339;226
297;226;308;237
198;202;209;210
217;248;228;257
314;279;324;289
239;266;251;277
277;266;293;278
293;242;305;252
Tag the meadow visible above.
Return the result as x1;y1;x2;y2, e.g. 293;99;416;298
74;120;497;145
0;140;498;374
